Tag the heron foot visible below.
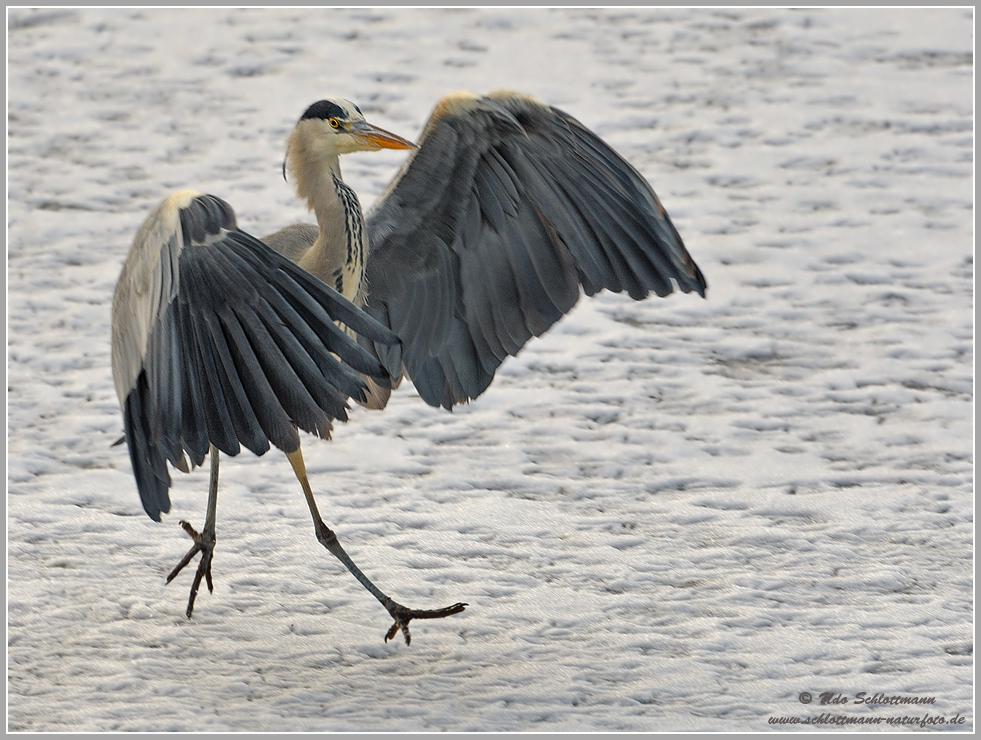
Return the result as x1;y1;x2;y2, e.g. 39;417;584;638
165;519;215;619
384;601;468;645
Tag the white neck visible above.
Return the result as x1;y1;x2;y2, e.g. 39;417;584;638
285;122;343;222
284;122;365;303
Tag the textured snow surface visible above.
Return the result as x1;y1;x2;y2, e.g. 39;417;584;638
7;7;973;732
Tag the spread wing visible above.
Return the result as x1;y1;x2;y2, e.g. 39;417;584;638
112;191;397;520
362;90;706;410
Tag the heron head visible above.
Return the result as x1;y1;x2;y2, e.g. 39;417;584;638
295;98;416;155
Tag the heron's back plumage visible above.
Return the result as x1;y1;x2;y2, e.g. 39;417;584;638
261;222;319;263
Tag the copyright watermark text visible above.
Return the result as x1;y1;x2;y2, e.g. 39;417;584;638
768;690;969;729
768;712;967;728
798;691;937;706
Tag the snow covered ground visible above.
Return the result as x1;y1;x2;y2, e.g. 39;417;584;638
7;7;973;732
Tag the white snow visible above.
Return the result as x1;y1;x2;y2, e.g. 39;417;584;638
7;7;973;732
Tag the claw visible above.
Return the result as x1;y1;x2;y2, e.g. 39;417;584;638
166;519;216;619
383;601;469;645
385;619;405;644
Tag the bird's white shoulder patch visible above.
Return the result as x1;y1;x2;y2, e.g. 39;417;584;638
431;91;484;120
485;89;547;109
162;189;205;215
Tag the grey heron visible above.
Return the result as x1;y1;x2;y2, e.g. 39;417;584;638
112;90;706;645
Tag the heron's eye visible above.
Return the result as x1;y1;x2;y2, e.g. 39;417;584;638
328;118;340;129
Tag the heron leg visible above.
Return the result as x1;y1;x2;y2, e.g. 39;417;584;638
285;447;467;645
165;444;219;619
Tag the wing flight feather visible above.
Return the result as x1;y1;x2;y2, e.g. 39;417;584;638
363;91;706;409
112;192;397;520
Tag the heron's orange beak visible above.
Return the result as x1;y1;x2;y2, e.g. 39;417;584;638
354;123;416;150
